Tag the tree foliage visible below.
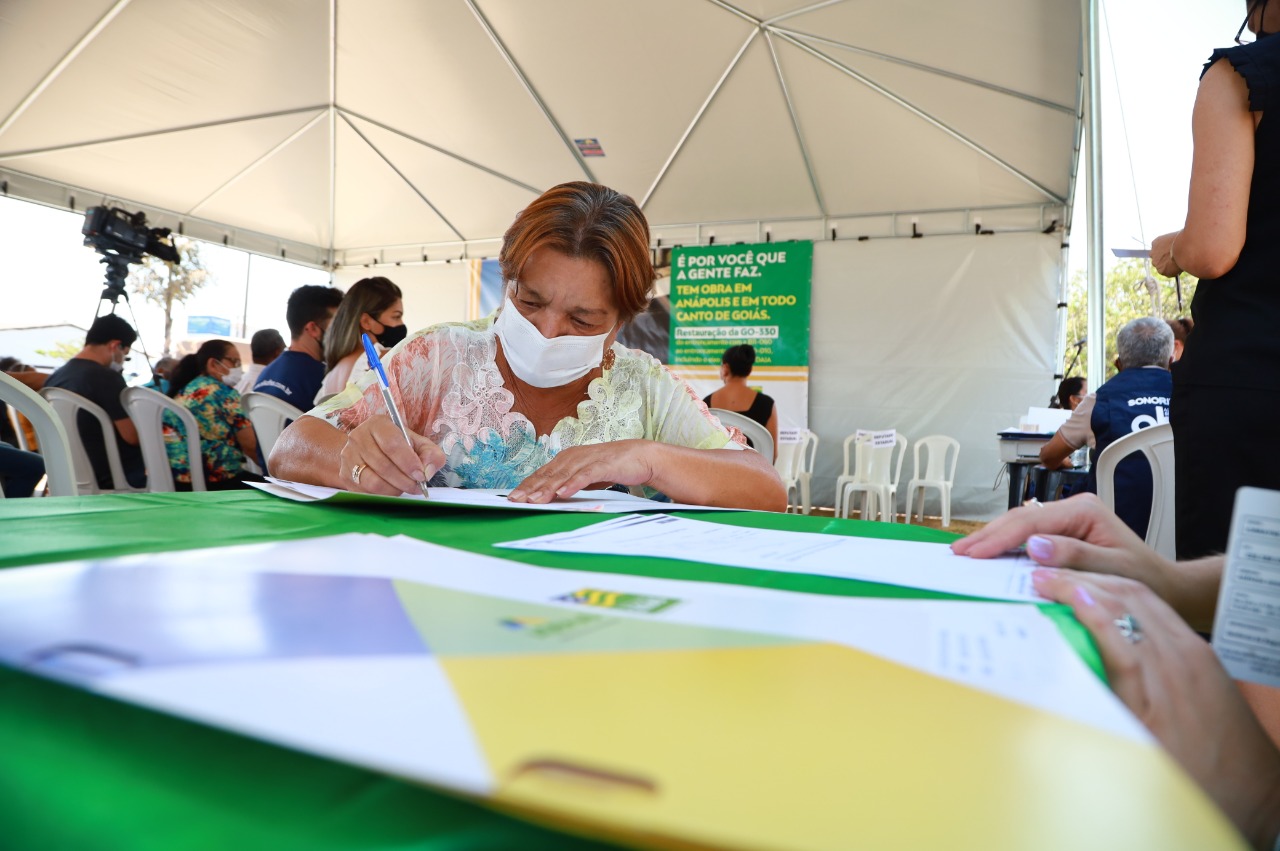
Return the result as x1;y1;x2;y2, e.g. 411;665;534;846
128;238;211;356
1063;258;1197;382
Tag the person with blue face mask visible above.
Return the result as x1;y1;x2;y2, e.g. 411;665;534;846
270;182;786;511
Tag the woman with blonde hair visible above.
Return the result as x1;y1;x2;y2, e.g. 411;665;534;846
316;276;405;403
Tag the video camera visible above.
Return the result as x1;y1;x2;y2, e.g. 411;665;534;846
82;206;181;304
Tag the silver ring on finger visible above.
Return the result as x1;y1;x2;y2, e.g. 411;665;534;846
352;463;367;487
1113;612;1143;644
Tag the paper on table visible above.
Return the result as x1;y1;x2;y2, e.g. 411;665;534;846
496;513;1040;602
249;477;740;513
3;533;1141;741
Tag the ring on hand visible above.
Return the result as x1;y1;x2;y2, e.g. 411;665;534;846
1023;498;1044;508
1114;613;1143;644
351;463;367;486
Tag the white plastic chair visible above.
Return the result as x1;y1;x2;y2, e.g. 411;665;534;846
903;435;961;527
709;408;773;465
6;401;32;451
840;433;908;522
0;373;77;497
1096;423;1175;561
120;386;207;492
242;391;305;472
833;433;864;517
775;430;818;514
40;387;145;495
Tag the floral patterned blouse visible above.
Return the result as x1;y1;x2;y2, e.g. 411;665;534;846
163;375;252;484
310;314;744;490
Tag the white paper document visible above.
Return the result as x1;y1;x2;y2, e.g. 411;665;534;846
250;477;738;513
496;513;1040;602
0;533;1142;743
1214;487;1280;687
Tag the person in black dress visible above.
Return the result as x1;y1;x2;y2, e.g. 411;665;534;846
1150;0;1280;559
703;344;778;456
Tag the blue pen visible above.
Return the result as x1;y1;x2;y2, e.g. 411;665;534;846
362;333;431;499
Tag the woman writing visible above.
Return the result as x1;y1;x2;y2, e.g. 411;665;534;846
703;344;779;456
164;340;262;490
316;276;406;404
270;182;785;511
1151;0;1280;558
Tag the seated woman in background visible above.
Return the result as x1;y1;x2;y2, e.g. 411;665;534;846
271;181;785;511
703;344;779;455
1050;376;1087;411
317;276;406;404
1166;316;1194;362
164;340;263;491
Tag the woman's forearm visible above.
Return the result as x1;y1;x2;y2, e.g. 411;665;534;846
646;443;787;511
269;415;348;488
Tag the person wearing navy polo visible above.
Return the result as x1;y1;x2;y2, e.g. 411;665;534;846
1038;317;1174;539
252;285;344;407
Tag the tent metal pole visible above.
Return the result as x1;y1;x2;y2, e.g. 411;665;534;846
764;31;826;215
466;0;596;184
777;32;1066;204
640;30;757;210
339;112;464;241
0;0;133;143
1085;0;1105;391
774;29;1074;114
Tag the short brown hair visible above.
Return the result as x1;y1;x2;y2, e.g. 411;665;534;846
499;182;655;322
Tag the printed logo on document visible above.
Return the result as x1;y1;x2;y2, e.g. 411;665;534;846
499;612;611;640
555;588;680;614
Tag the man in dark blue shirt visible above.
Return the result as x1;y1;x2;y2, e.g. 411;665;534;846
1039;317;1174;538
252;285;344;408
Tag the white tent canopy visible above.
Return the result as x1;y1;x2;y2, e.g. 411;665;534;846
0;1;1087;518
0;0;1080;266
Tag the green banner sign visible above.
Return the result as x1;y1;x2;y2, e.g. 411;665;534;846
668;241;812;368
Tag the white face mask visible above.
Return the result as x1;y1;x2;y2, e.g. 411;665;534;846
222;366;243;387
109;349;125;373
494;296;614;388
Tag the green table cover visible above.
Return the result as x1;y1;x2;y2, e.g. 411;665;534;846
0;491;1095;850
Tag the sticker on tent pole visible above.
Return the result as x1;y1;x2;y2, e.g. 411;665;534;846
855;429;896;449
574;138;605;157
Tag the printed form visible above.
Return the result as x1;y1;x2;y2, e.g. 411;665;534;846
496;513;1040;602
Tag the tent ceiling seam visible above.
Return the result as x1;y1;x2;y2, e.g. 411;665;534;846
186;111;328;217
776;32;1066;204
338;108;539;195
465;0;594;184
763;0;852;27
639;29;758;211
328;0;338;259
0;0;134;143
764;31;826;217
338;112;465;242
773;28;1075;114
0;106;331;161
700;0;761;26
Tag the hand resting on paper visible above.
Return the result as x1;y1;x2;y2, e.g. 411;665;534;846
1032;568;1280;851
951;494;1222;632
507;439;778;508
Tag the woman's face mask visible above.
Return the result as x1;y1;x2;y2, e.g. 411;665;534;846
373;321;408;349
494;296;615;388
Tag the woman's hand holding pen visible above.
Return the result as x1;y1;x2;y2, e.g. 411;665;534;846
341;414;446;496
